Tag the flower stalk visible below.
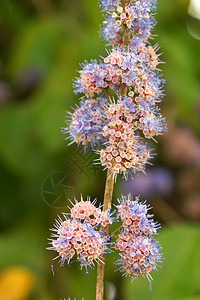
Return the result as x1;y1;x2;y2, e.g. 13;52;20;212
96;169;115;300
96;0;131;295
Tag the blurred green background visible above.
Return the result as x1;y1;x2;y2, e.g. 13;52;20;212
0;0;200;299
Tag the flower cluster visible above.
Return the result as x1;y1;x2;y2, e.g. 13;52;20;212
65;0;166;178
48;195;163;281
99;102;151;175
138;108;166;139
115;233;162;280
99;0;157;47
115;194;162;280
116;195;160;234
48;196;113;271
74;60;108;97
63;96;109;148
74;46;162;102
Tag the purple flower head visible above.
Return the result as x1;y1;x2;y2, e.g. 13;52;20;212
116;194;160;235
99;19;121;43
114;193;163;281
98;0;120;11
99;0;158;47
73;60;108;97
115;232;163;281
64;96;109;148
96;101;152;177
73;44;162;99
48;195;114;271
138;110;167;139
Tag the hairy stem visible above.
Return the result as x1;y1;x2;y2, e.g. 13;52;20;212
111;225;123;237
121;0;131;47
104;87;112;104
120;0;131;99
95;169;115;300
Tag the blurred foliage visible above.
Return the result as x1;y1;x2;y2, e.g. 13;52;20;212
0;0;200;299
0;266;35;300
